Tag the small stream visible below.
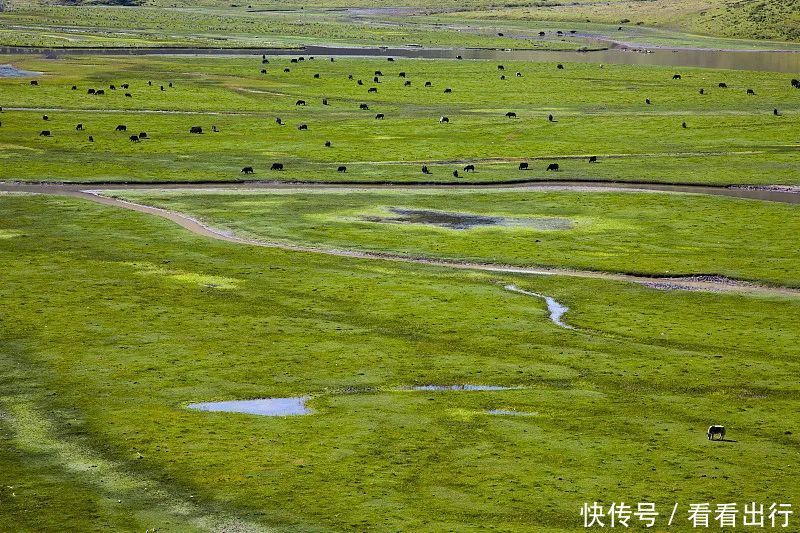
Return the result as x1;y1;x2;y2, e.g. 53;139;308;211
505;284;575;330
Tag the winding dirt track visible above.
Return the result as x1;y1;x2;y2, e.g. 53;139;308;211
3;181;795;297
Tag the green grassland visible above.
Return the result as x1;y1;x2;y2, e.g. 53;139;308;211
1;54;799;185
0;0;798;50
115;188;800;287
2;191;799;530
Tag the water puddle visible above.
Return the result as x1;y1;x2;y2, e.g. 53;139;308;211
408;385;513;391
487;409;537;416
362;207;572;230
505;284;575;330
187;397;311;416
0;65;40;78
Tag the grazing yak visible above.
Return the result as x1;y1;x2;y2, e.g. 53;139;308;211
387;57;394;62
190;126;203;134
707;425;725;441
747;88;755;95
422;165;431;174
546;163;559;171
425;81;432;87
589;156;598;163
774;108;780;116
296;100;306;106
375;113;385;120
463;164;475;172
169;82;173;88
373;76;380;83
125;93;132;98
453;170;459;178
71;85;77;90
121;84;129;89
456;55;463;60
548;114;554;122
399;72;406;78
291;58;298;64
115;124;127;131
506;112;517;118
444;88;452;93
368;87;378;93
298;123;308;130
357;79;363;85
30;80;39;86
348;74;353;80
211;125;218;132
42;115;49;121
109;84;116;90
645;98;651;105
88;88;96;94
129;135;140;142
360;103;370;110
539;31;545;36
500;75;506;80
76;124;84;131
95;89;105;95
88;136;94;142
276;117;283;125
557;64;564;70
284;68;290;73
516;72;522;77
439;116;449;123
699;88;705;95
682;121;688;128
497;65;504;70
337;166;347;172
792;79;800;88
404;80;411;86
322;98;328;105
519;162;528;170
314;73;320;79
160;85;165;91
241;166;254;174
271;163;284;170
374;70;383;76
672;74;681;80
260;69;267;74
325;140;331;147
718;82;728;88
39;130;51;137
139;132;148;139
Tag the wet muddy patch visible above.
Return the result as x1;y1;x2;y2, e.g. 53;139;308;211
0;65;40;78
188;397;311;416
505;284;575;330
361;208;572;231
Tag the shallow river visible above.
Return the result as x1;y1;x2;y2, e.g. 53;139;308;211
2;44;800;73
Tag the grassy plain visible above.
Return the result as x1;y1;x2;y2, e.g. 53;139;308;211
1;54;799;185
1;192;799;531
116;188;800;287
0;0;798;49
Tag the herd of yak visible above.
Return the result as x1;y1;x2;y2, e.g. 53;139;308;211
9;55;799;179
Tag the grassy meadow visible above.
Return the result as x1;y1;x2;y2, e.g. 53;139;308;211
1;192;799;531
115;188;800;287
0;0;798;49
0;7;798;528
1;54;799;185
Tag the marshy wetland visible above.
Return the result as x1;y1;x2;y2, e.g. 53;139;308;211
1;13;799;531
